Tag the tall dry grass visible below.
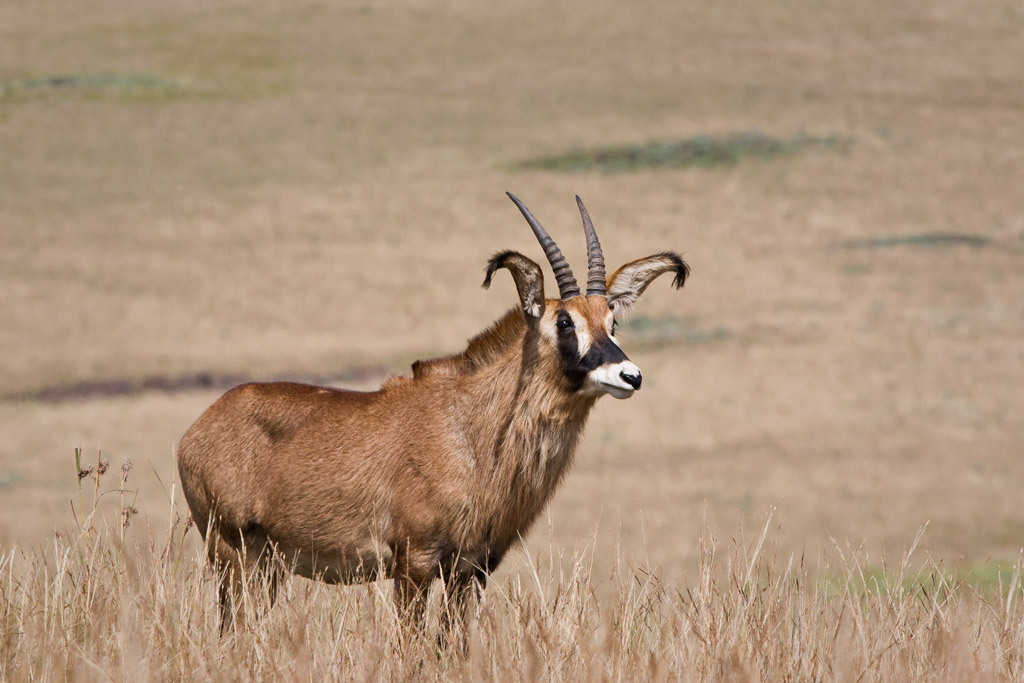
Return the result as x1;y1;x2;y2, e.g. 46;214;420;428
1;456;1022;681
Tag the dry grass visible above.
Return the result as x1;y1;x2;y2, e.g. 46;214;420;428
2;468;1023;681
2;0;1024;677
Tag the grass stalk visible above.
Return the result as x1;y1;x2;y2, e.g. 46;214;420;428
2;454;1023;680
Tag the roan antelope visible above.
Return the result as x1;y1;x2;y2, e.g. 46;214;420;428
177;193;689;638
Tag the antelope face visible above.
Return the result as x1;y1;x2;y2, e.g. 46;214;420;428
487;193;688;400
543;295;642;399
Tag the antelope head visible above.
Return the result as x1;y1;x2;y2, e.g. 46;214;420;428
485;193;690;400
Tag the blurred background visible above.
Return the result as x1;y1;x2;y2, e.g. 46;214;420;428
1;0;1022;586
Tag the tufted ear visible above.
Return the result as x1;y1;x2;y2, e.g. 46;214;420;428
483;250;546;323
606;252;689;314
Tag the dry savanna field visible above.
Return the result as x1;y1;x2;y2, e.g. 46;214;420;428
2;0;1023;679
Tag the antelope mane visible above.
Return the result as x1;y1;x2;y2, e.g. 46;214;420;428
410;308;527;379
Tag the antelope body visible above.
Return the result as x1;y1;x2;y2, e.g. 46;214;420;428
177;193;689;635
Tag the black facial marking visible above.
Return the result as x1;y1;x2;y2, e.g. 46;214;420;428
579;336;629;372
556;318;586;390
555;307;630;392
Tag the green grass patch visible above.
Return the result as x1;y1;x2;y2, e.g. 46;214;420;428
823;561;1022;602
838;233;991;249
960;562;1024;599
620;315;733;350
0;73;204;103
513;132;848;173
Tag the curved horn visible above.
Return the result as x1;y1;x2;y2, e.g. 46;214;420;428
507;192;580;299
576;195;606;297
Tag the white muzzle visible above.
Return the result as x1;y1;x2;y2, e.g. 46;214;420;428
584;360;643;399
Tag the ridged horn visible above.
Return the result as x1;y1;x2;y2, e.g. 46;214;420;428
506;192;580;299
576;195;606;297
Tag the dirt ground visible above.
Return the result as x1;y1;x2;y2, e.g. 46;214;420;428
1;0;1022;585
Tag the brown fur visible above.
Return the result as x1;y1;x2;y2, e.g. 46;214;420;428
178;299;597;634
176;215;688;639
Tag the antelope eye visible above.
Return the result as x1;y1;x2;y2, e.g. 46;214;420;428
556;317;574;331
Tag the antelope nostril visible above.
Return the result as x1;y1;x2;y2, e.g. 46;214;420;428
620;370;642;390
